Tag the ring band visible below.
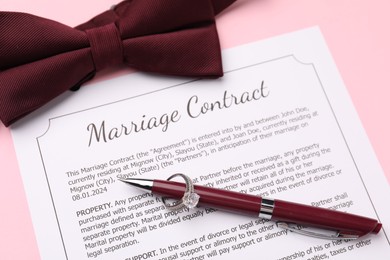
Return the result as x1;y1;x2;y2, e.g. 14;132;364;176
162;173;200;211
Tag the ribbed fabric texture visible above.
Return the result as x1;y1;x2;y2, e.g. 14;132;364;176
0;0;236;127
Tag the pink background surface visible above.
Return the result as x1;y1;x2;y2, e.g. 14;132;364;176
1;0;389;259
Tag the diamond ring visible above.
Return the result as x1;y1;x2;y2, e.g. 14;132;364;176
162;173;200;211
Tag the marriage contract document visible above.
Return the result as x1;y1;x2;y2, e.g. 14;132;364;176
11;27;390;259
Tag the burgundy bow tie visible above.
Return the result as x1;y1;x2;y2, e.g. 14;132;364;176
0;0;235;127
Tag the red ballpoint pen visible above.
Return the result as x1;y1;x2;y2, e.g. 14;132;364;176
119;177;382;240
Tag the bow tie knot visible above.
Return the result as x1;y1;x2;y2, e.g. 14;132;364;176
86;22;124;72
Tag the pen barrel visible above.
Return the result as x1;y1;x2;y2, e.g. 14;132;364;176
272;199;382;237
153;180;262;216
152;180;381;237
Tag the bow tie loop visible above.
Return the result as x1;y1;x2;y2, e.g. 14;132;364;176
85;22;124;72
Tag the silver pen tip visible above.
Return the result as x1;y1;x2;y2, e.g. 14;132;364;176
117;177;153;192
117;177;129;183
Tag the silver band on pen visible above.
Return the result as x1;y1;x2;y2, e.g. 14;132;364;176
259;198;274;219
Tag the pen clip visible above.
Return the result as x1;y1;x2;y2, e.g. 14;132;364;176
276;222;359;240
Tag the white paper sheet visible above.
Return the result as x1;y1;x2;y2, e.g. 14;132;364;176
11;27;390;260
